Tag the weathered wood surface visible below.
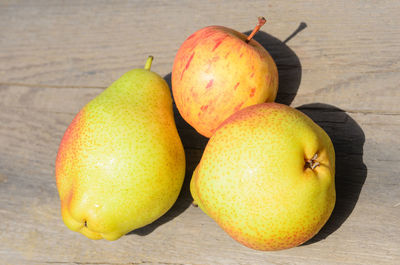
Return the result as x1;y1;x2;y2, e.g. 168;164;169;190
1;1;399;264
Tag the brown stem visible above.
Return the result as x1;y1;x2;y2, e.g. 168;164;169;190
246;16;267;43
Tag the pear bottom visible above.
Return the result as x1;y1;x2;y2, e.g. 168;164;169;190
191;103;335;250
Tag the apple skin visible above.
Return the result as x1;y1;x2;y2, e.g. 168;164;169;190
172;26;278;137
191;103;336;250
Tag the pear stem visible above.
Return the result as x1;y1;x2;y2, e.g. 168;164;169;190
144;56;154;70
246;16;267;43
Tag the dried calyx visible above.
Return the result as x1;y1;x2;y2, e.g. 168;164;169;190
305;153;320;170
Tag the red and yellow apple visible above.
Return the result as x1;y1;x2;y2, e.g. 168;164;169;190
172;17;278;137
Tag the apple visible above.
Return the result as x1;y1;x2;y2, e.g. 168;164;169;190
172;17;278;137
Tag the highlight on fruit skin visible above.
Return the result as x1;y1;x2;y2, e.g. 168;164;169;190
190;103;336;250
171;16;278;138
55;56;186;240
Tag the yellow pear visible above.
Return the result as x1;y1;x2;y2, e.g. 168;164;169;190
55;56;186;240
191;103;335;250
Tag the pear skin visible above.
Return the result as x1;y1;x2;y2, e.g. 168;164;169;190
190;166;210;217
191;103;335;250
55;57;185;240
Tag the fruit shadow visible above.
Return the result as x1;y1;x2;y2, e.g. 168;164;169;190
244;22;307;106
297;103;367;245
129;73;208;236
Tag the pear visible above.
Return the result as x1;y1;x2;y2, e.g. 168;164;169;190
191;103;335;250
55;56;185;240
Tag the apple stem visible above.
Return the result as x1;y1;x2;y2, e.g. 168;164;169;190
246;17;267;43
144;55;154;70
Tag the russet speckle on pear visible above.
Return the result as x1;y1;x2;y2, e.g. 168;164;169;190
191;103;336;250
55;57;186;240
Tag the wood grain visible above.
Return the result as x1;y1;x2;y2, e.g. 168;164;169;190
1;0;400;264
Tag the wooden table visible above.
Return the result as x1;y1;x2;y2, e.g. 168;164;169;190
1;1;399;264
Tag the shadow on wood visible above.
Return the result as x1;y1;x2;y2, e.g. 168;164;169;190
297;103;367;245
130;73;208;236
244;22;306;106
